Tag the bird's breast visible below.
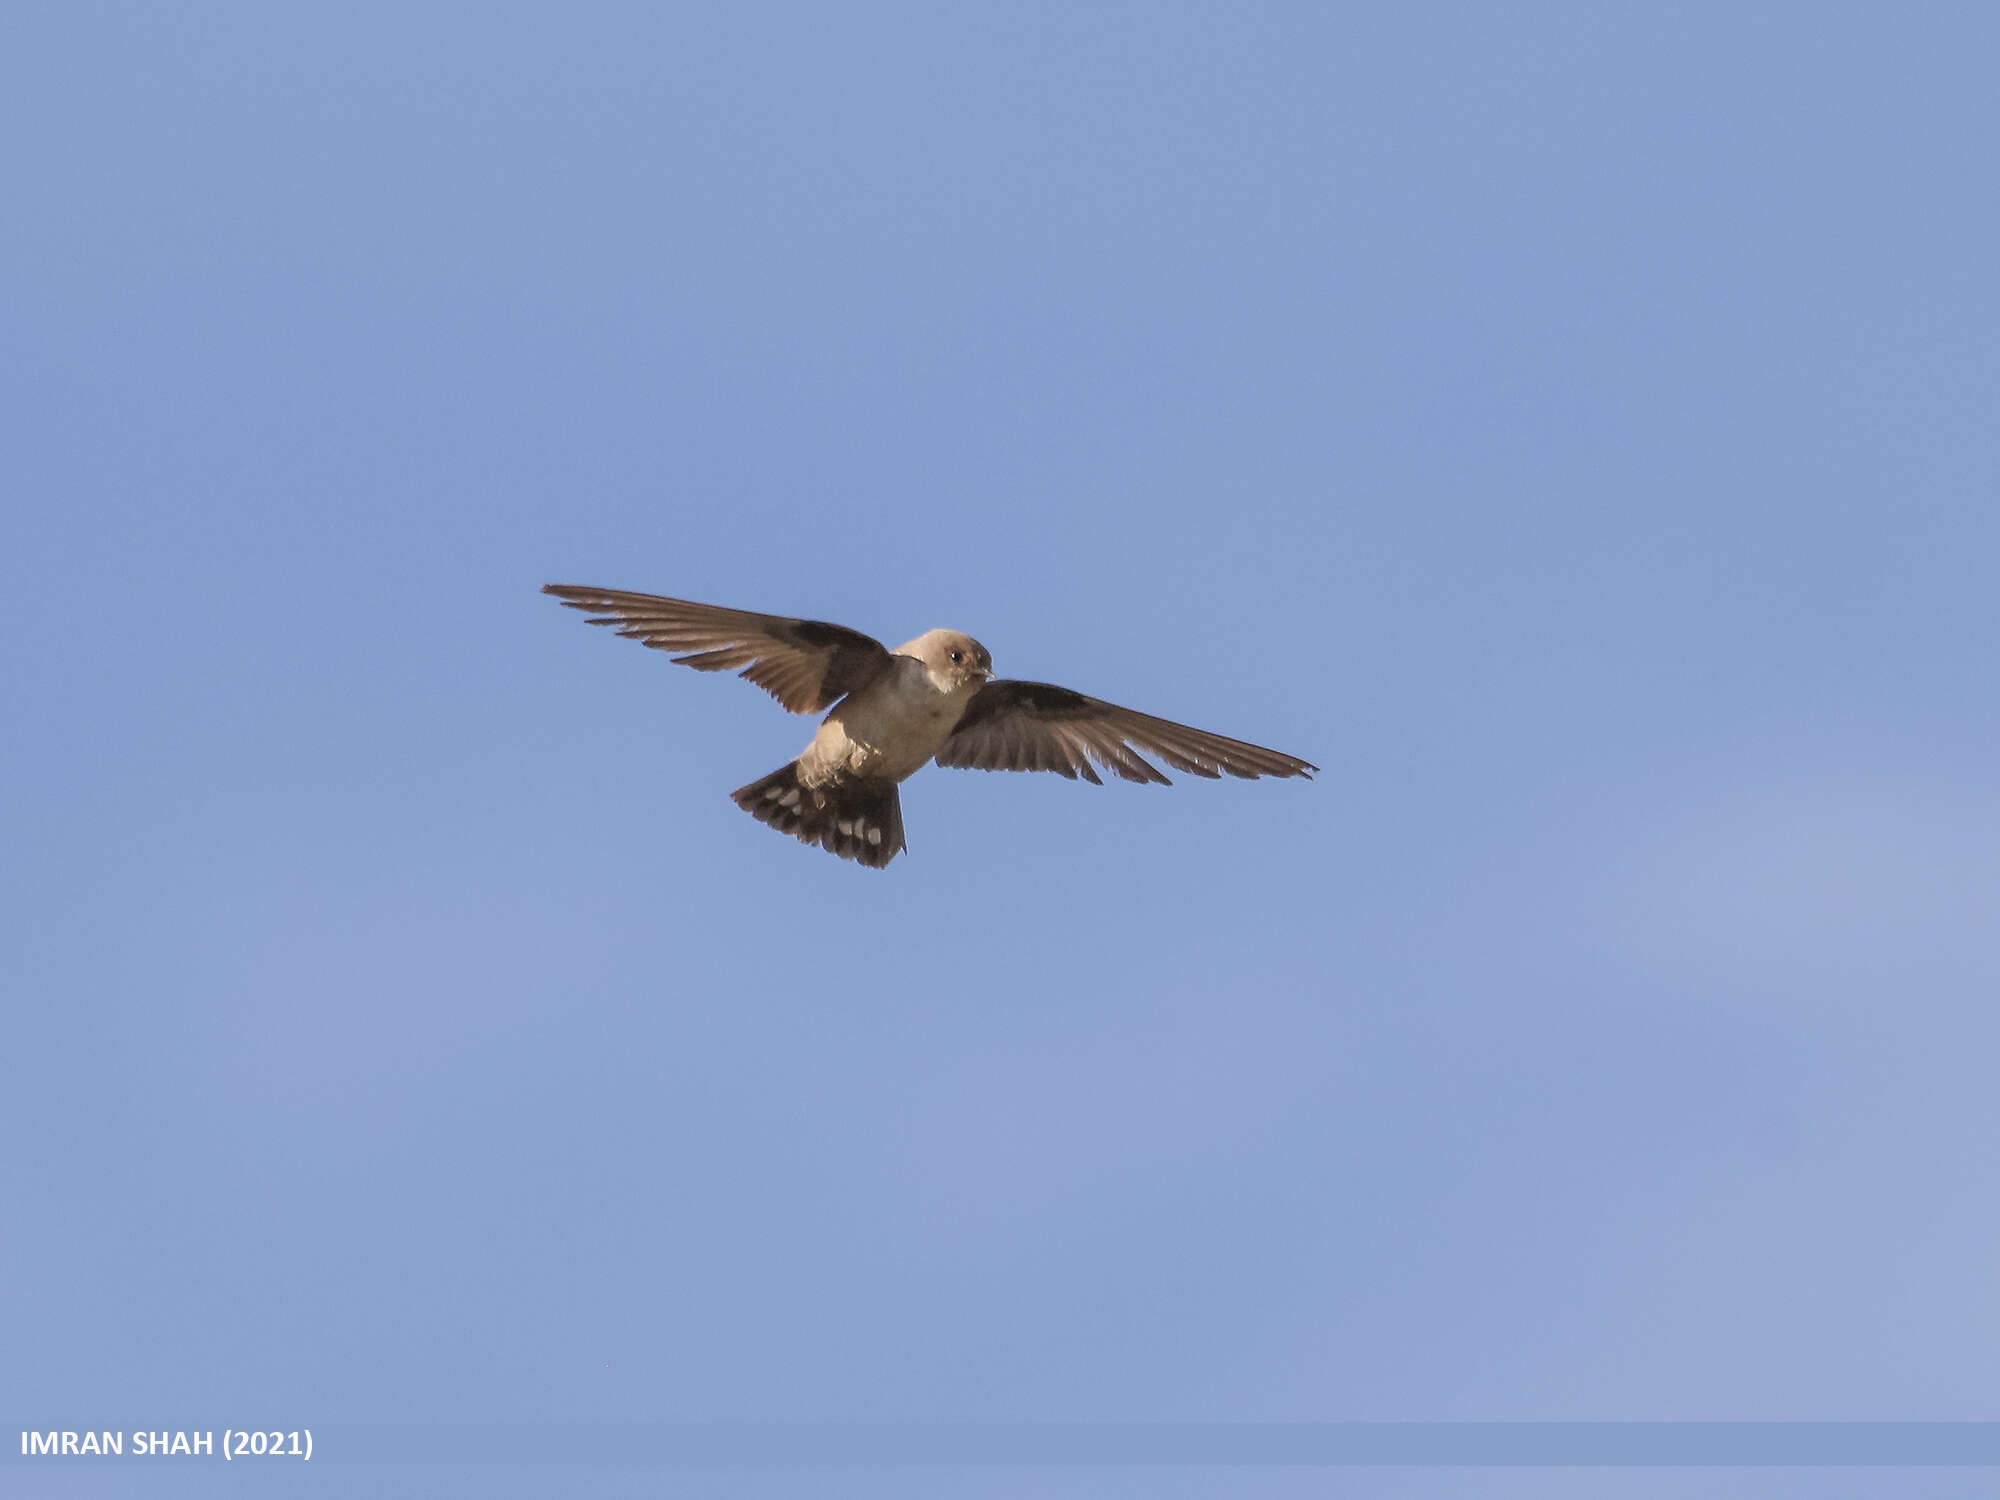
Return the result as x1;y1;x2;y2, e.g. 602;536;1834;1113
809;664;973;783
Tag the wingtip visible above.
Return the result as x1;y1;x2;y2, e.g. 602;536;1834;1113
543;583;607;613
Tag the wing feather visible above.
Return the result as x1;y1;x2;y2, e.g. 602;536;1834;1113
935;680;1315;784
542;584;893;713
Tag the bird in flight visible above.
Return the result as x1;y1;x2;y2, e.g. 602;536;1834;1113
543;584;1316;869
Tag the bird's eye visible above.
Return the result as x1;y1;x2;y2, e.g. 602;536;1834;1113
949;650;962;663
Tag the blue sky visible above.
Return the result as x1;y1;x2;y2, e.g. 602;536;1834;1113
5;4;1999;1496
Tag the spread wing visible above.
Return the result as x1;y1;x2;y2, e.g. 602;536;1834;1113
542;584;894;713
935;680;1317;785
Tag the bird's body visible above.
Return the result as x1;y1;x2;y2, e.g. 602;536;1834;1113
543;584;1315;869
807;636;989;784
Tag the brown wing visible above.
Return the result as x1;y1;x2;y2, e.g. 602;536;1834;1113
935;680;1317;785
542;584;893;713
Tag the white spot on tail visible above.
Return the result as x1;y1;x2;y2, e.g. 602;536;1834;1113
866;827;883;846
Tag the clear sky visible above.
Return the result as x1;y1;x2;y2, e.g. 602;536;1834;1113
5;4;1999;1497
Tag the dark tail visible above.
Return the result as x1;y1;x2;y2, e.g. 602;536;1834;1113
730;761;907;869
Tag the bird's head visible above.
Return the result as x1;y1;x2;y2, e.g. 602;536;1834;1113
904;629;994;692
